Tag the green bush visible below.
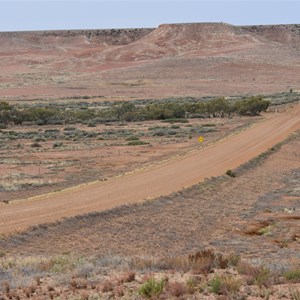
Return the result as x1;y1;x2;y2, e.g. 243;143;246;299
151;128;177;136
87;120;97;127
0;96;272;128
234;97;270;116
126;136;140;141
64;127;76;131
53;142;63;148
138;278;165;298
161;118;188;123
127;140;149;146
284;269;300;282
31;142;42;148
209;276;221;294
34;135;46;142
226;169;236;177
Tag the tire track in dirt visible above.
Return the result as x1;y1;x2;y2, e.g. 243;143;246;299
1;104;300;235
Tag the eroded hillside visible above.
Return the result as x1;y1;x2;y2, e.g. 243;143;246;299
0;23;299;100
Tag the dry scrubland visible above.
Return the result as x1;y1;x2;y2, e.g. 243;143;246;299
1;99;300;299
0;113;258;203
0;92;296;203
0;130;300;299
4;97;300;298
0;22;300;299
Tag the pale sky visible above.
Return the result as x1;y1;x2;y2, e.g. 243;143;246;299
0;0;299;32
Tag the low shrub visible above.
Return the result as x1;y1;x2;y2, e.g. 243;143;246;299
188;249;230;273
226;169;236;177
220;275;242;294
138;277;165;298
127;140;149;146
119;271;135;283
87;120;97;127
161;118;189;123
165;281;187;297
209;276;221;294
53;142;63;148
34;136;46;142
101;280;114;293
237;262;270;286
209;275;241;295
31;142;41;148
126;136;139;141
284;269;300;282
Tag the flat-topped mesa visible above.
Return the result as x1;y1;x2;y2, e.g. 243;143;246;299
158;22;236;31
102;22;262;62
155;22;300;47
151;22;251;43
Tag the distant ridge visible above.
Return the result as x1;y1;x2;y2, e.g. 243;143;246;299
0;23;299;53
0;22;299;100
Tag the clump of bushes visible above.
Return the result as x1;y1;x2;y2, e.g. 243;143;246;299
0;96;271;128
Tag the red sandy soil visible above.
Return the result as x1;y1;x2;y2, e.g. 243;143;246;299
0;23;299;101
0;103;300;235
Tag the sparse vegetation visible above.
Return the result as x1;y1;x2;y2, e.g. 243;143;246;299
3;109;248;202
0;19;300;299
290;289;300;300
0;251;291;299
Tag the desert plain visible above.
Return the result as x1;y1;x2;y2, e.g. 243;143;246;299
0;22;300;299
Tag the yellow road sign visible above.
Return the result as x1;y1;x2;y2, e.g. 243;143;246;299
198;136;204;143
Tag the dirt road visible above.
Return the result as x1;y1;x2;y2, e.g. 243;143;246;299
1;104;300;235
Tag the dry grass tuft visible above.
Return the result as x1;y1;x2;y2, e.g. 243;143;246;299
118;271;135;283
101;279;114;293
165;281;187;297
114;285;125;297
188;249;231;273
237;261;270;286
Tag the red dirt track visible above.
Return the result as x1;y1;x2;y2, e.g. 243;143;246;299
1;104;300;235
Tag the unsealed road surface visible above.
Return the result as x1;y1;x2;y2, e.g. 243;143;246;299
1;104;300;234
